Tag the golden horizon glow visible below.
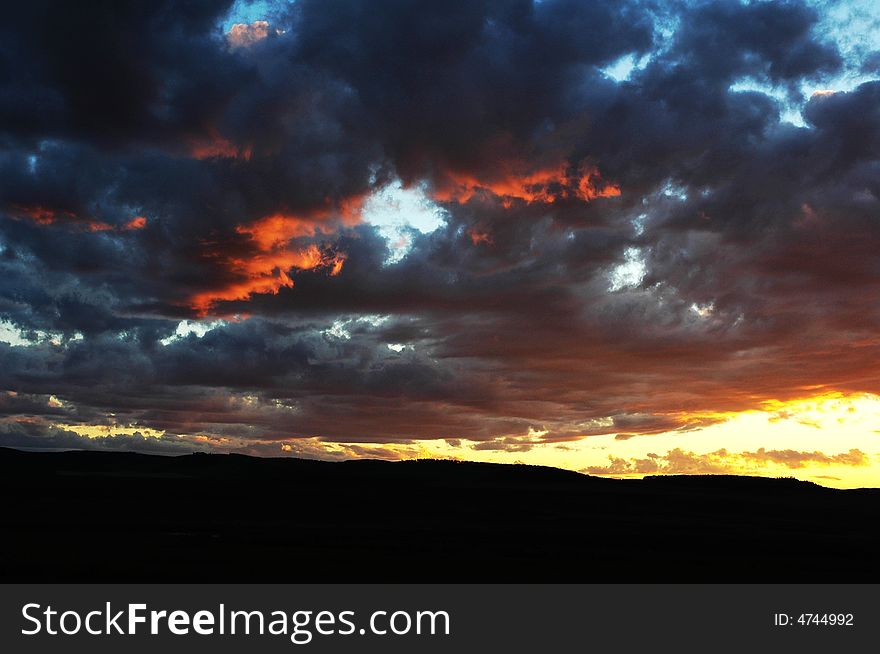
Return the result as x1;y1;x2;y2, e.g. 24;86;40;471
35;390;880;490
430;391;880;489
54;423;166;440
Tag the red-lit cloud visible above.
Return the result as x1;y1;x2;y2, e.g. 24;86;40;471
188;211;348;315
8;206;147;233
467;226;493;246
227;20;270;49
188;133;253;161
431;162;621;206
125;216;148;230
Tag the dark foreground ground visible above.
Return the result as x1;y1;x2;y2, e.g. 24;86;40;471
2;447;878;581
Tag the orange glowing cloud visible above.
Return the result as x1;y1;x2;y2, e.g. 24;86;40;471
227;20;270;49
467;226;493;246
576;168;622;201
8;205;148;233
235;213;319;250
432;161;620;206
125;216;148;230
189;211;348;315
13;205;61;225
188;128;252;161
338;194;367;224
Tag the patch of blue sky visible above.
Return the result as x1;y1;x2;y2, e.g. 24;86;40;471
608;247;647;292
361;180;448;264
220;0;287;32
0;319;83;347
599;1;680;83
601;52;654;82
160;319;227;346
801;0;880;97
728;78;807;126
727;1;879;128
813;0;880;68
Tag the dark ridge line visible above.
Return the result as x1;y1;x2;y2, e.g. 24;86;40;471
1;445;873;492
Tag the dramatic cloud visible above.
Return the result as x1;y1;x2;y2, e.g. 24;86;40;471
0;0;879;483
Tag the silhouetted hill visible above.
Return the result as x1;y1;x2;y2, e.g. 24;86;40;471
1;447;877;581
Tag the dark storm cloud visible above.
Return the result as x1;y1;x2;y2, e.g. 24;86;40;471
289;0;654;179
0;0;244;147
669;0;840;86
0;0;878;451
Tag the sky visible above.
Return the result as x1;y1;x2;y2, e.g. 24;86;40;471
1;0;880;487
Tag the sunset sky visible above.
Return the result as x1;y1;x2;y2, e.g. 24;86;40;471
2;0;880;487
